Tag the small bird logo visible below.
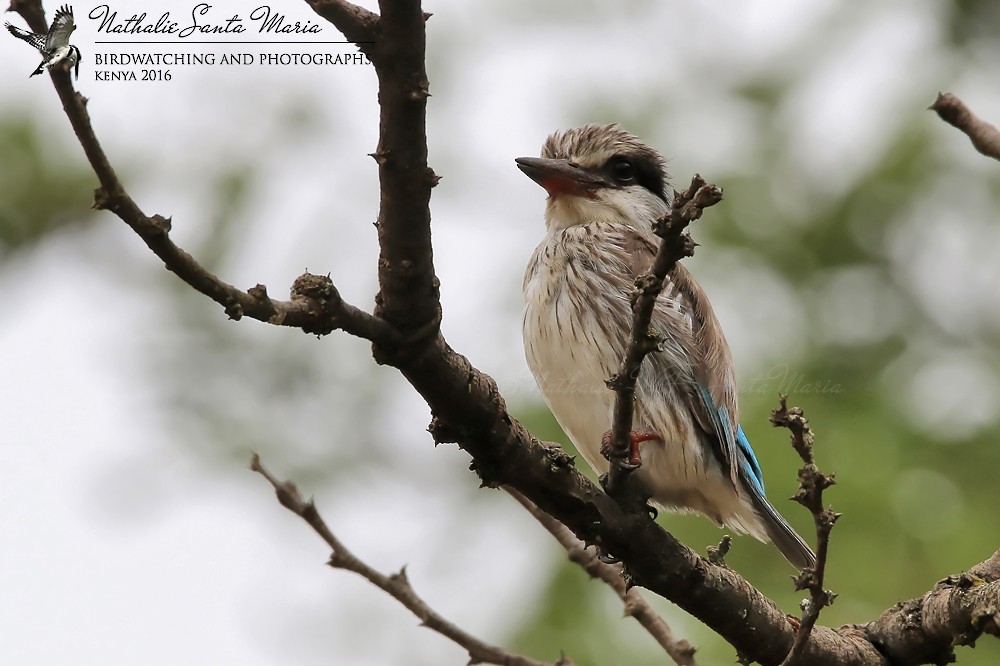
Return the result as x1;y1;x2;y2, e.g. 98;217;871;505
5;4;81;79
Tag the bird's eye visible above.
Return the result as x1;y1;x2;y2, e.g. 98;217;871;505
611;159;635;183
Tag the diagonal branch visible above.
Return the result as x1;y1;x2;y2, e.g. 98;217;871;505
505;487;698;666
251;455;572;666
863;549;1000;664
930;92;1000;162
604;175;723;493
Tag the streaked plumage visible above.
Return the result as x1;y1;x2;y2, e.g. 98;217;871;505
5;5;81;79
518;124;815;569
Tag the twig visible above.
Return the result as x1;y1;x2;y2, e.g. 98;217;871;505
771;396;839;666
706;535;732;567
251;455;572;666
505;487;698;666
605;175;723;493
930;92;1000;162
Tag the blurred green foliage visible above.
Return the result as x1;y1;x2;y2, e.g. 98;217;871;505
0;117;93;258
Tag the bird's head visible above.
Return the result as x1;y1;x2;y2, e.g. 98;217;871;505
516;124;671;232
68;45;81;79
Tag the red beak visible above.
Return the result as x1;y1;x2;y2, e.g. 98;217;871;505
515;157;609;198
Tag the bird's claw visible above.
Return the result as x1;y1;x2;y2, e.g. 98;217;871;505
600;427;662;469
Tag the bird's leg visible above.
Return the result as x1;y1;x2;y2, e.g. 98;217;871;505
600;428;662;468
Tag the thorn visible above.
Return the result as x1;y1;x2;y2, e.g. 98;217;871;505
248;284;268;301
224;301;243;320
389;565;410;587
409;80;431;100
150;214;172;234
604;372;628;391
92;187;111;211
425;167;441;188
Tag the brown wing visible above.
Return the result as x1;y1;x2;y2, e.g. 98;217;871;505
623;227;741;485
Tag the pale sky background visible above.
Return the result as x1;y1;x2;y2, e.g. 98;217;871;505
2;0;999;664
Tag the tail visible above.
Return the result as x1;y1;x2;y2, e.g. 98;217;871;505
750;490;816;570
30;63;44;77
732;425;816;569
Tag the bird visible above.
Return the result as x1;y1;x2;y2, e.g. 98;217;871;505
517;123;816;569
5;4;81;79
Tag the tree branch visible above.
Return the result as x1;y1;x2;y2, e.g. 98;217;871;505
605;175;723;492
772;396;839;666
369;0;440;343
251;455;573;666
930;92;1000;162
505;487;698;666
863;549;1000;664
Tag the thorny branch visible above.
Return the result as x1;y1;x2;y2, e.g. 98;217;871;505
930;92;1000;162
15;0;1000;661
506;487;698;666
251;455;571;666
605;175;723;494
771;396;839;666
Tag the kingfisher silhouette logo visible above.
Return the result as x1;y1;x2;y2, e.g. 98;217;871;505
5;4;82;79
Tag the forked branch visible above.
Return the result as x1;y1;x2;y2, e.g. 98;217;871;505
251;456;572;666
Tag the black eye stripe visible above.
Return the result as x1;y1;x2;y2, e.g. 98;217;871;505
605;154;667;202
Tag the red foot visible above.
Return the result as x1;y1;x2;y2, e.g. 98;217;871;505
601;428;662;469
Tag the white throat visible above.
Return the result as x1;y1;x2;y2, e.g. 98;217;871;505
544;186;669;234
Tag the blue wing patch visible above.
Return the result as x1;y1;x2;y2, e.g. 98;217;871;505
736;425;765;495
697;385;766;495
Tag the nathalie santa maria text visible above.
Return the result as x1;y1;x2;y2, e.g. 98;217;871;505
91;3;323;37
